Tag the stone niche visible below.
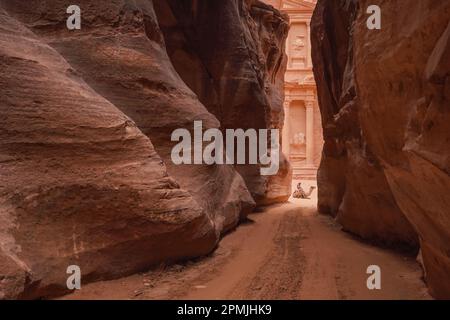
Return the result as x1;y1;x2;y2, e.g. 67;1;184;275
289;100;307;158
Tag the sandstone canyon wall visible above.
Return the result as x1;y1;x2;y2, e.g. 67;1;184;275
0;0;289;299
153;0;292;205
0;5;216;299
312;0;450;298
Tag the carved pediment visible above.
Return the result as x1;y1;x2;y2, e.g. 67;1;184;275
281;0;317;11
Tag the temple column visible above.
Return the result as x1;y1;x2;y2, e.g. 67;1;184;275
305;100;314;166
282;99;291;158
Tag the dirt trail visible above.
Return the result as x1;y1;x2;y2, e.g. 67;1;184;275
62;186;430;300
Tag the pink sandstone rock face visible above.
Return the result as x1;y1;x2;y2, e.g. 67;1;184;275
1;0;256;236
312;0;450;298
153;0;292;205
0;0;291;299
0;6;216;299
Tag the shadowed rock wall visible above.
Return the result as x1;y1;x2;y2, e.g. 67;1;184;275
312;0;450;298
154;0;292;205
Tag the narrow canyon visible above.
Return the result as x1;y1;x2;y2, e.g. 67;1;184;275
0;0;449;300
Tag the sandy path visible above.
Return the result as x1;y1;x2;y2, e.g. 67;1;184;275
62;191;430;300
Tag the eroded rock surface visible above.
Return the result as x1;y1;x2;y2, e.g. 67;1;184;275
312;0;450;298
154;0;292;205
2;0;256;235
0;7;216;298
0;0;290;299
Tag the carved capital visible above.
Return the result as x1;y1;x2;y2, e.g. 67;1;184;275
305;101;314;109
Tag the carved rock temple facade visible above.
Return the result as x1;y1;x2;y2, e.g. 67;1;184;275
264;0;322;180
